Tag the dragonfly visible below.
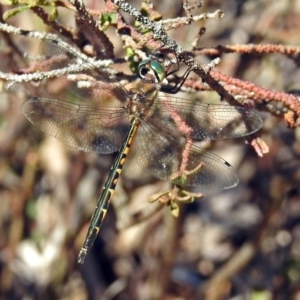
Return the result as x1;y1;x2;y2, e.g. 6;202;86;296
21;38;263;264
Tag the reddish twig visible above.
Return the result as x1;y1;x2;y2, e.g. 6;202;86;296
193;44;300;58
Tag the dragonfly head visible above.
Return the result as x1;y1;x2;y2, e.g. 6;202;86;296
138;59;166;83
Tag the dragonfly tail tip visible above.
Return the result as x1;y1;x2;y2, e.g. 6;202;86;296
78;249;88;264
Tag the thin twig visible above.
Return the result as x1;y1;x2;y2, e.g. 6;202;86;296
69;0;115;59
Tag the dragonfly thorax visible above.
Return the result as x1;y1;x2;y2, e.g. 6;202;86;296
126;88;155;118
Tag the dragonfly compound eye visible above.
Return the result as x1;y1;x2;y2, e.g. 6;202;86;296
138;59;166;83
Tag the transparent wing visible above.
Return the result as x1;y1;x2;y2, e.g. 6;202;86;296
153;96;262;140
137;121;238;189
39;38;129;105
22;97;130;154
136;95;262;188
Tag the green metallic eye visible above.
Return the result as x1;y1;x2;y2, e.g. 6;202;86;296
138;59;166;83
149;60;165;82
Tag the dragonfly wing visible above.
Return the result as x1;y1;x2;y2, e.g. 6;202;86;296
39;39;129;104
155;96;262;140
137;121;238;189
22;97;129;153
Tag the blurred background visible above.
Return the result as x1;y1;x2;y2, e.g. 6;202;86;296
1;0;300;299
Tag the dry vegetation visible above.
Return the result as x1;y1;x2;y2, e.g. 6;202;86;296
1;0;300;299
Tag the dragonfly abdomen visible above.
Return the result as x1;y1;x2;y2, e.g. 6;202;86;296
78;117;139;263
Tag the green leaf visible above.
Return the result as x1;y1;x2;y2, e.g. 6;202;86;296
49;6;58;21
100;12;118;31
250;290;271;300
170;201;179;217
126;47;140;74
